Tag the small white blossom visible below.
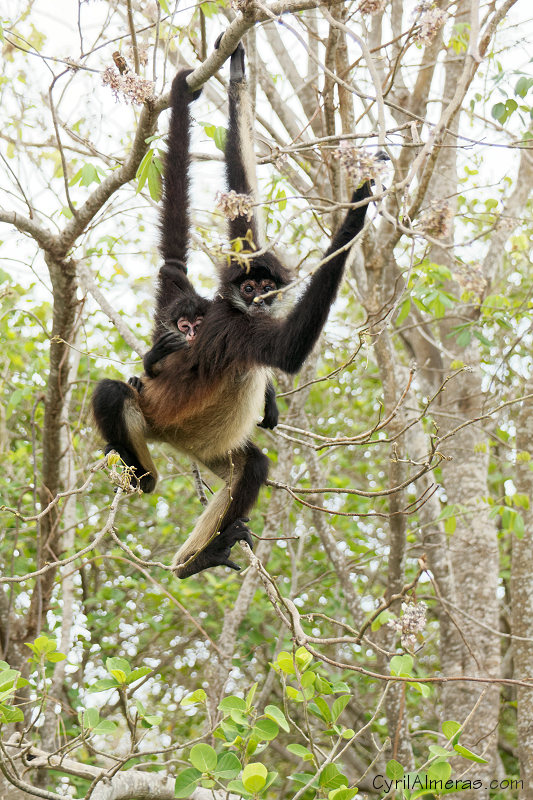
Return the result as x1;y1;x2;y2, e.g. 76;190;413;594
127;45;149;67
389;601;427;651
216;190;254;221
102;66;155;105
453;263;487;298
413;1;447;44
419;200;453;239
359;0;388;14
334;142;387;185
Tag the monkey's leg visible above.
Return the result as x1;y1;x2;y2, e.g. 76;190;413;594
172;442;269;578
92;379;158;493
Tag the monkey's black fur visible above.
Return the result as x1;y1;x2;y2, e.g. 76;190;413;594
92;42;372;578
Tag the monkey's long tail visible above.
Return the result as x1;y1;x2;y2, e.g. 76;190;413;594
92;379;158;493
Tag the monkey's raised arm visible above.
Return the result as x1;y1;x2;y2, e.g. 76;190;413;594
243;182;372;375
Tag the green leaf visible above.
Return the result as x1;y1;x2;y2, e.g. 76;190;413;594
226;779;253;798
246;682;258;710
301;671;316;688
147;161;161;201
395;296;411;326
182;689;207;706
442;720;461;742
126;666;151;684
213;126;227;152
315;696;332;722
287;744;314;761
136;149;154;193
453;744;488;763
109;669;128;684
0;704;24;723
329;789;358;800
89;678;118;693
444;514;456;534
427;760;452;782
106;657;130;675
93;719;117;734
515;76;533;98
213;752;241;779
295;647;312;671
331;695;350;722
219;696;247;713
242;762;267;793
141;714;162;728
252;718;279;741
264;704;290;732
174;767;202;798
0;669;21;692
190;743;217;772
390;654;413;676
386;759;404;780
319;764;348;790
275;651;295;674
83;707;100;729
428;745;451;758
46;652;66;663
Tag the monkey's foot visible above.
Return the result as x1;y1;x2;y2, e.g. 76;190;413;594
258;407;279;430
104;443;156;493
172;518;253;579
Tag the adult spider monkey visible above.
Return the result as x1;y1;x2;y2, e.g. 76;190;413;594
92;40;373;578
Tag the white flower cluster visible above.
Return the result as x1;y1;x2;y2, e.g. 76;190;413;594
231;0;255;11
419;200;453;239
216;190;255;221
127;45;149;67
102;66;155;105
413;1;447;44
390;601;427;651
453;263;487;298
359;0;388;14
333;141;387;185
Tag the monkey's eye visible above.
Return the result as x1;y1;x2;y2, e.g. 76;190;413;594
263;285;274;293
177;318;192;334
242;282;255;294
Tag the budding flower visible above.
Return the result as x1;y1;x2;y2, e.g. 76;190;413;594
102;66;155;105
453;263;487;298
334;142;387;185
127;45;149;67
419;200;454;239
413;1;447;44
359;0;388;14
389;601;427;651
231;0;255;11
217;190;255;221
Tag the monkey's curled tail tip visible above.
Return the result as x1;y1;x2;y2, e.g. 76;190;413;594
214;33;246;82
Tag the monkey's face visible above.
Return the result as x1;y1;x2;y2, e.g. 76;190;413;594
239;278;277;313
177;316;203;342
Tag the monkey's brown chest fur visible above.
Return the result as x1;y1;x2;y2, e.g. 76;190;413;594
140;366;268;463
